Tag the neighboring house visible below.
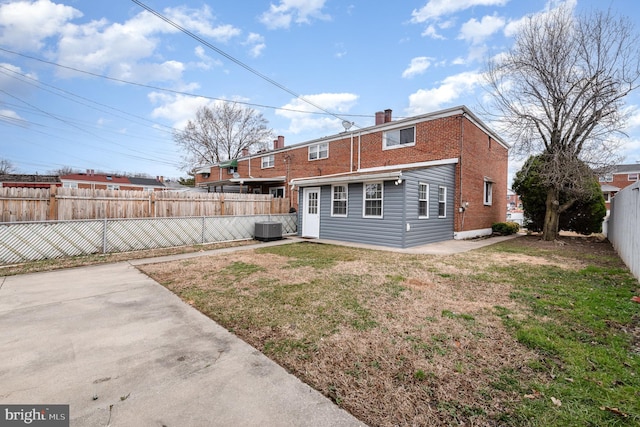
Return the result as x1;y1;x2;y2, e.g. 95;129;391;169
598;163;640;212
0;174;61;188
507;188;523;211
60;171;165;191
196;105;509;249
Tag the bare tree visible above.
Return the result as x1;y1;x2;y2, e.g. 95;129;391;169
0;158;16;174
48;166;79;176
484;5;640;240
174;103;273;172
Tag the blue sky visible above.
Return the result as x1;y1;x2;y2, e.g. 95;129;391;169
1;0;640;182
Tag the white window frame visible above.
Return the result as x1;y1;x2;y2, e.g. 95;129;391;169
261;154;275;169
628;173;639;181
438;186;447;218
418;182;429;218
603;192;611;202
107;184;120;190
308;142;329;161
331;184;348;217
63;182;78;189
483;180;493;206
363;182;383;218
383;126;415;150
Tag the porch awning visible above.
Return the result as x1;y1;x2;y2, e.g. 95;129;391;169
219;159;238;168
291;170;403;187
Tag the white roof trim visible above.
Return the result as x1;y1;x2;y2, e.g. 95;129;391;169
358;158;459;173
291;171;402;187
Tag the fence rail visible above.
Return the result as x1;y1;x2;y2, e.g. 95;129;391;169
0;187;290;222
0;214;298;265
608;181;639;281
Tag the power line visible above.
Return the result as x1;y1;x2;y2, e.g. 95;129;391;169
0;46;373;119
130;0;367;127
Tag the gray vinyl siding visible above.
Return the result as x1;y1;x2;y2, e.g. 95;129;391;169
296;164;456;248
319;181;405;248
401;165;456;247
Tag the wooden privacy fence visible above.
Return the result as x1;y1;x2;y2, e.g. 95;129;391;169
0;186;291;222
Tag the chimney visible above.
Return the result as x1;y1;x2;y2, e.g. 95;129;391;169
375;111;385;125
384;109;392;123
242;148;249;157
159;176;164;183
274;135;285;149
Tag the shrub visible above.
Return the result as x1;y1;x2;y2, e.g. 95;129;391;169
492;222;520;235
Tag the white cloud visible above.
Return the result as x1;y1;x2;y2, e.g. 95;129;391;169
458;14;505;44
149;93;226;129
276;93;359;135
402;57;434;79
422;24;445;39
406;71;483;115
165;5;241;42
193;46;222;70
244;33;266;58
504;0;577;37
0;0;82;51
260;0;330;30
411;0;509;23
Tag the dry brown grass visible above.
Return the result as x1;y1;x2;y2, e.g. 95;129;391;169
140;240;553;426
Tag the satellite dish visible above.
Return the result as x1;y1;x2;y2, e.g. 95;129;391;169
233;172;240;179
342;120;353;131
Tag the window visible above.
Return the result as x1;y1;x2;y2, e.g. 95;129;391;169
628;173;639;181
484;180;493;206
418;183;429;218
270;187;285;198
261;154;274;168
308;192;318;214
363;182;383;217
332;185;348;216
438;186;447;218
599;174;613;182
63;182;78;189
309;142;329;160
107;184;120;190
603;192;611;202
383;126;415;149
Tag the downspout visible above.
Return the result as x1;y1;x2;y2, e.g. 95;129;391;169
357;131;362;171
350;132;354;172
459;113;466;232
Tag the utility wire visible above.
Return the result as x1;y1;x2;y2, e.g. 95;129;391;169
0;46;373;119
130;0;365;127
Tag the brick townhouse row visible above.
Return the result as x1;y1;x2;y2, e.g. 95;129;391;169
196;105;509;248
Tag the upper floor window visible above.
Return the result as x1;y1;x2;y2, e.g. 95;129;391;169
363;182;383;217
418;183;429;218
107;184;120;190
261;154;275;169
599;174;613;182
309;142;329;160
63;182;77;189
628;173;638;181
383;126;415;150
484;180;493;206
332;185;347;217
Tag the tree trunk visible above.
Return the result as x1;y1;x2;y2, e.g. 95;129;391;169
542;188;560;241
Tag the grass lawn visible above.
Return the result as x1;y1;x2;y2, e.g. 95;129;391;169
140;235;640;426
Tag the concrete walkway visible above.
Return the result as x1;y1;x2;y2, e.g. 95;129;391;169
0;261;364;426
0;234;515;426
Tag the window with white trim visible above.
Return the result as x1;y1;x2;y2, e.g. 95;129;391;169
308;142;329;160
483;180;493;206
363;182;383;217
599;174;613;182
331;185;347;216
418;183;429;218
603;192;611;202
383;126;415;149
628;173;638;181
438;186;447;218
107;184;120;190
270;187;285;198
63;182;78;189
261;154;274;168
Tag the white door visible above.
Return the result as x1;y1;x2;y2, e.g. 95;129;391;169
302;187;320;238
